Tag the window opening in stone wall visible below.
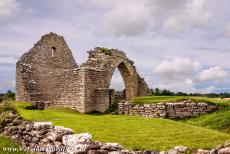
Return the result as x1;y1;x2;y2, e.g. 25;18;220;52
51;47;56;57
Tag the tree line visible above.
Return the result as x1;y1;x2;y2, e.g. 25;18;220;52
149;88;230;98
1;88;230;102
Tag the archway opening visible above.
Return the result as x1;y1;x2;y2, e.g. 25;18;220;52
110;68;126;105
109;61;134;107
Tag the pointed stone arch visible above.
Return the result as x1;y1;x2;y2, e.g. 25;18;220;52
81;47;149;112
109;61;138;100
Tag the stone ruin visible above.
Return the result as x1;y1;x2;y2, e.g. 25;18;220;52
118;101;217;119
16;32;149;113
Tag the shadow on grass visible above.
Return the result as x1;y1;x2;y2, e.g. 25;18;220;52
86;111;105;116
24;105;41;110
19;103;117;116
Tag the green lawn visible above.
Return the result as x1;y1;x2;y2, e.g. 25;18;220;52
131;96;230;107
0;135;27;154
184;110;230;133
13;101;230;151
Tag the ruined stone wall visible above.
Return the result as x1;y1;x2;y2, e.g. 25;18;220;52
81;47;149;112
94;89;110;112
54;69;86;112
16;33;79;107
16;63;34;102
16;33;150;113
137;77;149;97
118;101;217;119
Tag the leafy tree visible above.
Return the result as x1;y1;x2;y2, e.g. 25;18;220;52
176;92;187;96
161;89;174;96
150;87;230;98
2;90;15;101
154;88;161;96
149;88;155;95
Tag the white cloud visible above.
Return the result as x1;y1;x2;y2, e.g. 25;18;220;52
154;57;200;79
0;56;17;65
101;0;211;36
100;0;186;36
0;0;229;93
0;80;15;90
200;86;216;94
102;0;151;36
0;0;20;24
198;66;229;81
185;78;194;86
156;82;216;94
224;22;230;36
164;0;210;32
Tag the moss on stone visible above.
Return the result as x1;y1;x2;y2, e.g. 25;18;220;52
100;47;112;55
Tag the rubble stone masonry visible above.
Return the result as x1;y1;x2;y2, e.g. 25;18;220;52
118;101;217;119
16;33;149;113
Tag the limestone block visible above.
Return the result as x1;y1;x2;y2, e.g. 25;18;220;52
185;103;196;107
197;103;208;107
197;149;210;154
62;133;92;145
174;146;187;152
101;143;123;151
34;122;53;130
173;102;185;108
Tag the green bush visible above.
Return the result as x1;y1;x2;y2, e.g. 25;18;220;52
0;102;18;114
2;90;15;101
184;110;230;133
0;96;3;102
105;102;118;114
0;117;3;129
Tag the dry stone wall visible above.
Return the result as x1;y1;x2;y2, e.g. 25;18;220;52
0;111;124;154
118;101;217;119
16;33;149;113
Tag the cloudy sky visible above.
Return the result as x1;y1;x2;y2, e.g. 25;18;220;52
1;0;230;93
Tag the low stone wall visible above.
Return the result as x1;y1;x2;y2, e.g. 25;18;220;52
118;101;217;119
0;111;125;154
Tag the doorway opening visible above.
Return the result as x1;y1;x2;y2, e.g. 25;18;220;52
109;68;126;106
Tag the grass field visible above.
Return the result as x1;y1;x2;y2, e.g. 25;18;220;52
132;96;230;133
183;110;230;133
13;101;230;151
131;96;230;107
0;135;26;154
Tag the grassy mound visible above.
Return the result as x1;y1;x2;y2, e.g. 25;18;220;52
131;96;230;107
0;101;18;114
13;101;230;151
184;110;230;133
0;102;30;154
0;135;26;154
